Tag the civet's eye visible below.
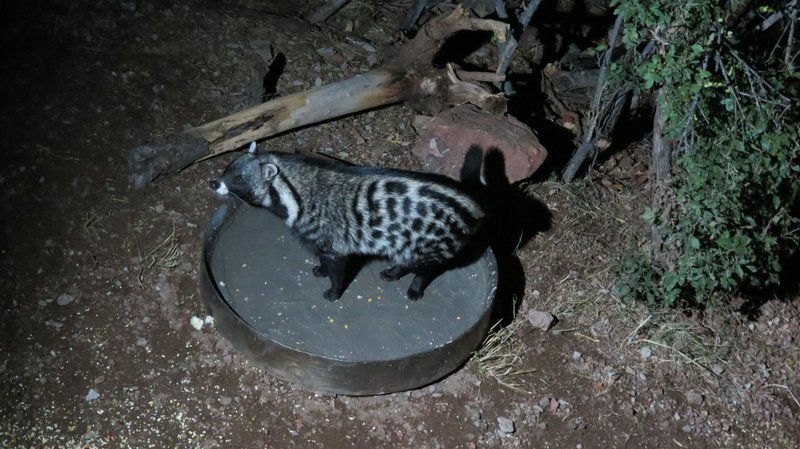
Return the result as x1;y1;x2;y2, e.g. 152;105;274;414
234;174;244;183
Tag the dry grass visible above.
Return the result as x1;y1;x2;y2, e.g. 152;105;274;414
137;228;183;286
633;315;730;379
83;209;112;239
519;180;732;385
473;315;536;393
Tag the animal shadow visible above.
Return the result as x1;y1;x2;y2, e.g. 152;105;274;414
461;145;553;325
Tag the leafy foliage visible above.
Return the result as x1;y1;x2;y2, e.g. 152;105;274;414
611;0;800;307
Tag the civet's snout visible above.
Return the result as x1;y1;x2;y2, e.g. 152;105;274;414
209;178;228;195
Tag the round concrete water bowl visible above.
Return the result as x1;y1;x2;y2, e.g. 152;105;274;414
201;202;497;395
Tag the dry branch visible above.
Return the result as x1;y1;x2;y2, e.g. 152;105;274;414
129;6;509;187
562;13;624;182
307;0;351;24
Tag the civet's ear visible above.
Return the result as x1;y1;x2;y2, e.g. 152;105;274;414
262;162;279;180
248;141;257;154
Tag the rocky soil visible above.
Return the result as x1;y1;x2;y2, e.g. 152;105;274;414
1;1;797;448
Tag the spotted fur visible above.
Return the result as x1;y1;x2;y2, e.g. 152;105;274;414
210;146;485;301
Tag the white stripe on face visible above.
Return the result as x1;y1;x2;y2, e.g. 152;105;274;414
215;181;229;195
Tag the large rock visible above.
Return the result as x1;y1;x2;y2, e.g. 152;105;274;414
411;105;547;183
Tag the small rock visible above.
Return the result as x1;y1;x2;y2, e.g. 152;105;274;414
411;114;433;134
219;396;232;406
56;293;75;306
571;351;582;361
316;47;334;60
497;417;515;434
204;315;215;326
85;388;100;402
685;391;704;406
639;346;652;360
712;365;725;375
190;316;204;331
526;310;555;331
566;418;580;431
410;105;548;183
249;39;273;63
682;424;692;433
135;338;147;347
120;1;136;12
549;398;560;413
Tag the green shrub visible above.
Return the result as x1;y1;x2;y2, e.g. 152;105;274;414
611;0;800;307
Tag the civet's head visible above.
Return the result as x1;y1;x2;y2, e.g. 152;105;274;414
209;142;279;206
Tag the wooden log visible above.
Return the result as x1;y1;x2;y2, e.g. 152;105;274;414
129;69;419;187
307;0;351;24
129;5;509;187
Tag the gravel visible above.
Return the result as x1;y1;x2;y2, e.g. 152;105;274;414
497;417;515;434
56;293;75;306
685;391;704;406
85;389;100;402
190;316;204;331
526;310;555;331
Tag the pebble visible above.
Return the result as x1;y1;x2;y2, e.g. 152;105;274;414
85;388;100;402
220;396;232;406
249;39;273;63
639;346;652;360
135;337;147;347
190;316;204;331
497;417;515;434
120;1;136;12
56;293;75;306
566;418;581;430
572;351;582;361
685;391;704;406
526;310;555;331
316;47;334;59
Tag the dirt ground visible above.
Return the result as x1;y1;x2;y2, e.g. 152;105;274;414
1;1;798;448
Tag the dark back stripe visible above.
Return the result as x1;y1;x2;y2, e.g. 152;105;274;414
366;181;380;213
384;180;408;195
352;182;364;226
418;185;478;227
386;197;398;221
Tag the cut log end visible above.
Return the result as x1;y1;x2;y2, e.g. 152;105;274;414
128;134;210;188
